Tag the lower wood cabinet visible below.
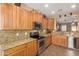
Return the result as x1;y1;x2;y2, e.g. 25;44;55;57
52;34;68;47
6;48;27;56
44;34;52;48
4;40;37;56
27;40;37;56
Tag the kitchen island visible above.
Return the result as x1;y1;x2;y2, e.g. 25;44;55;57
0;38;37;56
52;32;79;49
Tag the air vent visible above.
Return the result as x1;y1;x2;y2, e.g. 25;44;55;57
14;3;21;7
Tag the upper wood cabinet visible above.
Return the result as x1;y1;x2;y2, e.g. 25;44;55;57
31;11;37;22
31;11;43;23
47;18;54;29
16;6;33;30
0;4;2;29
25;11;33;29
0;4;13;29
19;7;26;29
42;18;48;29
12;5;18;29
0;3;51;30
37;13;43;23
0;4;33;30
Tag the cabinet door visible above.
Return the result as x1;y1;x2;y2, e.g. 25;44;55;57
52;35;55;44
31;11;37;22
19;8;26;29
27;40;37;56
47;20;50;29
28;11;33;29
37;13;42;23
44;35;51;48
7;48;26;56
16;6;20;29
42;18;48;29
63;37;68;47
25;11;32;29
0;4;2;29
1;4;13;29
50;20;54;29
32;11;36;22
47;20;51;29
4;43;27;56
12;5;18;29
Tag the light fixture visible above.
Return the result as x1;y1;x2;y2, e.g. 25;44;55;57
59;15;61;18
51;11;55;14
70;12;72;15
71;4;76;8
64;14;66;17
44;4;48;8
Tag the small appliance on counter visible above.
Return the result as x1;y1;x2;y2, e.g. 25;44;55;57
30;31;45;55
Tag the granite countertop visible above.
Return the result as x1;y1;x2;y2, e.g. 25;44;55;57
73;35;79;38
52;32;79;38
43;33;51;37
0;38;36;50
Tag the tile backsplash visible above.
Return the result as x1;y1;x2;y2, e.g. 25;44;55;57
0;30;31;44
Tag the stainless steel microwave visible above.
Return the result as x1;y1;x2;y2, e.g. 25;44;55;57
33;22;42;30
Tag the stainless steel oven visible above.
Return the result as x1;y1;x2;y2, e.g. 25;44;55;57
30;32;45;55
38;38;45;54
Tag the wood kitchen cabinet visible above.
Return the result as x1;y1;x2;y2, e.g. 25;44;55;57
42;18;48;29
6;48;27;56
44;34;52;48
49;19;54;29
0;4;33;30
27;40;37;56
0;4;13;29
27;11;33;29
31;10;38;22
12;5;18;29
13;5;33;29
4;40;37;56
32;10;43;23
16;6;33;29
0;4;2;29
4;43;27;56
37;13;43;23
52;34;68;47
47;19;54;29
19;7;26;29
0;4;45;30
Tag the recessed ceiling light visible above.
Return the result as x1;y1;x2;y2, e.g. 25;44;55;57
51;11;55;14
71;4;76;8
44;4;48;8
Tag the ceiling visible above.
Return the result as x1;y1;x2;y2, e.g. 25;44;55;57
22;3;79;17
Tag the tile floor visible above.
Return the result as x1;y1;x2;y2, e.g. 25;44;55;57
39;45;79;56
